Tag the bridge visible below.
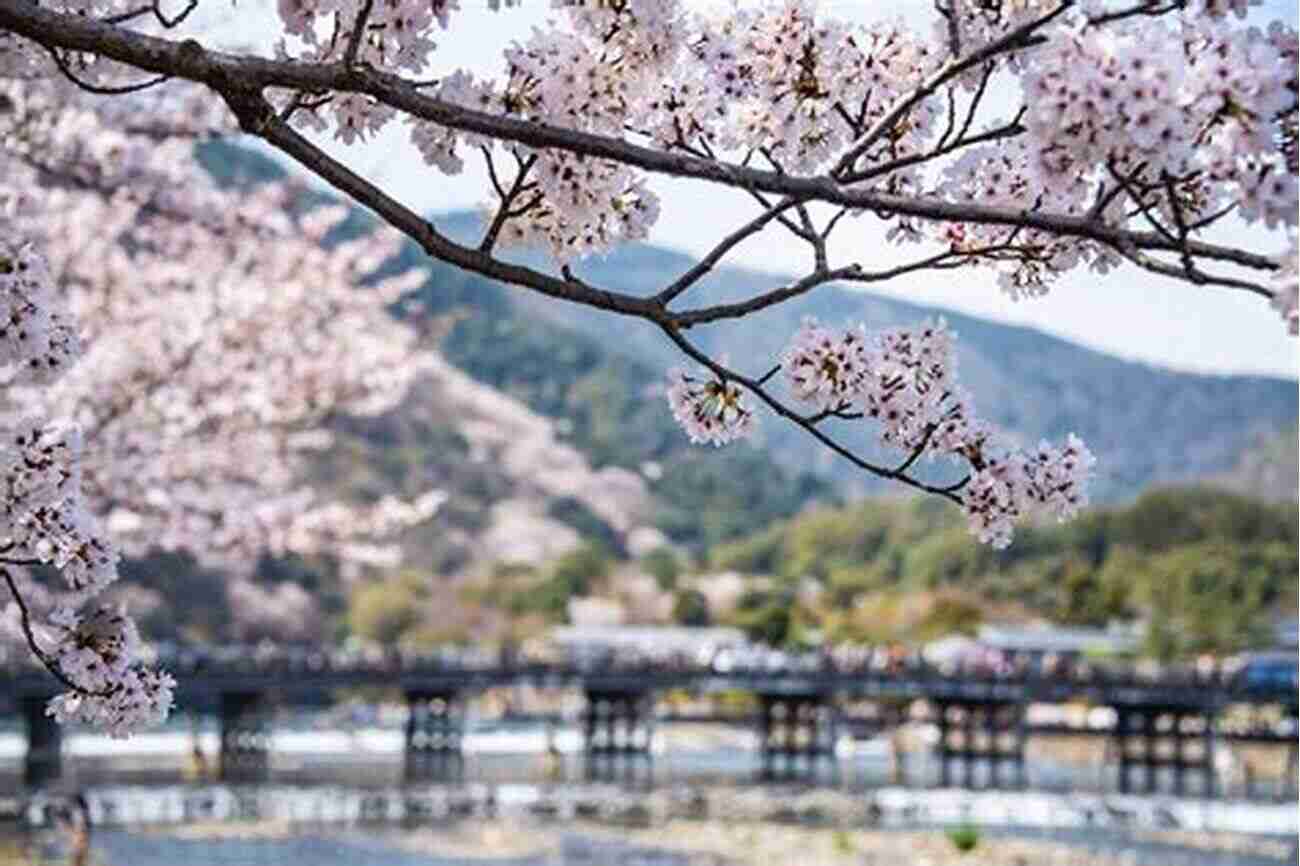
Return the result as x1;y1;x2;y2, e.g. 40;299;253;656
3;645;1295;797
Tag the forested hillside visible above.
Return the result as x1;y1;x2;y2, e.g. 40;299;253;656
707;487;1298;659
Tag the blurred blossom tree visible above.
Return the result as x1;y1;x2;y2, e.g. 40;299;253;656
0;0;1294;733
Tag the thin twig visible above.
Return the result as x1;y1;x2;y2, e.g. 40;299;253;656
657;196;806;305
45;46;168;95
342;0;374;67
2;567;112;697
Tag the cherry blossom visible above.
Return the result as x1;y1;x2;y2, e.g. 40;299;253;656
781;317;870;412
1270;234;1299;335
0;227;174;735
666;366;756;447
0;78;439;734
770;315;1093;548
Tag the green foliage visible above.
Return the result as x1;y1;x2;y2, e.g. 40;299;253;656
1137;541;1290;661
642;546;681;590
707;487;1298;658
508;544;613;622
731;587;800;647
945;824;981;854
551;544;611;595
671;588;712;626
915;595;984;640
547;497;625;557
348;571;428;644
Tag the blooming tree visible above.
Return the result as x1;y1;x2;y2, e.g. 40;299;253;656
0;77;439;733
0;0;1295;733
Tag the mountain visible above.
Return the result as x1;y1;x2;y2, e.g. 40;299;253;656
1212;425;1298;502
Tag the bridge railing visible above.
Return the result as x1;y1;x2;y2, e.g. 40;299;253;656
1;642;1295;705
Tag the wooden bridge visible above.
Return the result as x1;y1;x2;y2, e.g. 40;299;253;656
3;646;1295;796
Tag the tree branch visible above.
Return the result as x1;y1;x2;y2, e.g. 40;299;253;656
657;326;967;502
341;0;374;68
228;87;666;320
2;567;113;697
657;196;806;305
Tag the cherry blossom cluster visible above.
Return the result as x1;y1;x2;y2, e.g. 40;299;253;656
0;237;77;381
781;317;972;457
0;420;113;595
961;434;1095;549
43;604;175;737
276;0;456;73
779;317;870;411
931;8;1296;298
396;1;942;258
0;231;175;735
644;2;939;176
0;79;442;734
17;171;437;567
272;0;1300;321
1018;10;1296;224
671;316;1094;549
938;137;1124;297
666;366;756;447
1270;233;1299;335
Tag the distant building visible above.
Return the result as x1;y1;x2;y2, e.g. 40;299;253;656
1273;618;1298;650
549;624;747;662
925;622;1140;669
976;623;1140;661
565;596;626;627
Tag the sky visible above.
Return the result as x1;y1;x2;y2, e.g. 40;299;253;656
202;0;1299;379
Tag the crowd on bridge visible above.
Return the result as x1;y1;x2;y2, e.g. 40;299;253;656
4;636;1288;697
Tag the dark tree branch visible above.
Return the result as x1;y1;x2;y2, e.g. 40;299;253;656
479;149;536;254
675;245;1017;327
44;45;168;95
342;0;374;68
844;110;1025;184
2;567;113;697
1111;240;1272;299
657;196;806;305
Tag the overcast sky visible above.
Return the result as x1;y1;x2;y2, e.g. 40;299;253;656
205;0;1300;379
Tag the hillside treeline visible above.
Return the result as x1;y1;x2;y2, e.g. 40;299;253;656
710;487;1297;659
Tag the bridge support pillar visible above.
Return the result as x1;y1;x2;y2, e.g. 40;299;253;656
22;695;62;788
219;691;270;783
1280;704;1299;801
404;690;464;783
1285;740;1299;801
1114;706;1215;796
934;699;1026;790
582;688;654;785
757;693;838;785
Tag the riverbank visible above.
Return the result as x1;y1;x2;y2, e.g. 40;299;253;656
126;817;1296;866
10;805;1295;866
